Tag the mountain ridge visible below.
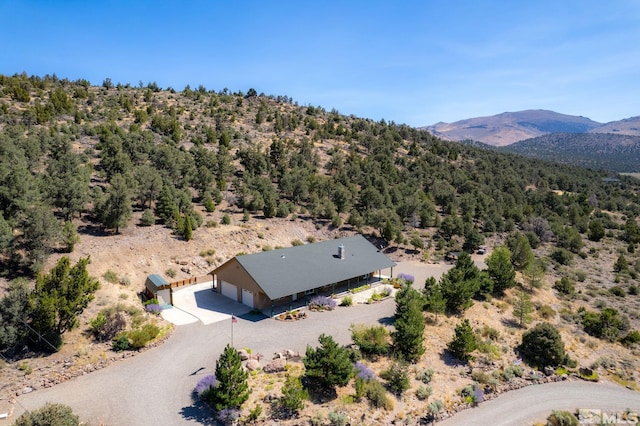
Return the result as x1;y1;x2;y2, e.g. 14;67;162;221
422;110;640;146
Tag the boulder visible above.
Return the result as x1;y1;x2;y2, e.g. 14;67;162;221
263;358;286;373
579;367;593;376
245;359;260;371
237;349;249;361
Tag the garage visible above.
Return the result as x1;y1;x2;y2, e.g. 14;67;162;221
242;289;254;308
221;281;238;301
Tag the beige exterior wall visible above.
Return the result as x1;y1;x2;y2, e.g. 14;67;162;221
214;259;271;309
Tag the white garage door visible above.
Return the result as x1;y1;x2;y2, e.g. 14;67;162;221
221;281;238;301
242;289;254;308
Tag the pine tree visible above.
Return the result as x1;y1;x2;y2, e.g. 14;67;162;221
303;334;354;389
486;245;516;295
29;257;99;351
391;286;425;362
513;290;533;327
447;319;476;362
280;374;308;416
97;173;132;233
205;344;250;411
440;252;480;313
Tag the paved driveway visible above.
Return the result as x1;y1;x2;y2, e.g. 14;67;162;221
438;380;640;425
165;282;251;325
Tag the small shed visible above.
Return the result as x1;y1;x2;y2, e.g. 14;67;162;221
145;274;171;305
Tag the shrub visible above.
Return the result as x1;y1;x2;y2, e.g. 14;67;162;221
521;323;566;368
380;361;410;396
538;305;556;319
140;209;155;226
428;399;444;415
354;361;375;381
248;405;262;422
551;248;573;265
415;385;432;401
553;276;576;297
194;374;217;397
90;311;126;342
308;295;337;311
621;330;640;347
128;324;159;349
112;333;130;352
145;303;163;315
221;214;231;225
217;408;240;424
471;370;491;384
165;268;177;278
340;295;353;306
350;324;390;357
481;325;500;341
291;239;304;246
365;379;393;410
370;286;392;301
609;286;626;297
502;365;524;381
328;411;348;426
582;307;629;341
416;368;435;384
546;410;578;426
13;402;79;426
103;270;118;283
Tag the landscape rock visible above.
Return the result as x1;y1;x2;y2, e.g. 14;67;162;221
245;359;260;371
237;349;249;361
579;367;593;376
263;358;286;373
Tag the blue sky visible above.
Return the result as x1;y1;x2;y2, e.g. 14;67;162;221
1;1;638;126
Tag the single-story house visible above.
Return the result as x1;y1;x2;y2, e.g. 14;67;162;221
144;274;171;305
211;234;396;312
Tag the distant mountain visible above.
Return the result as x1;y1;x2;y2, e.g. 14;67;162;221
590;116;640;136
500;133;640;172
422;110;601;146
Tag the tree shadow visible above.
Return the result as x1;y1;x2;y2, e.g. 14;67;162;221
439;349;467;367
377;315;395;326
178;391;217;425
77;224;111;237
501;318;522;328
303;377;338;404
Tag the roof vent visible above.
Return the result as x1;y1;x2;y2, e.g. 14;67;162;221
338;244;345;260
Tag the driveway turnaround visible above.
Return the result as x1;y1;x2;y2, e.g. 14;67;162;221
438;380;640;425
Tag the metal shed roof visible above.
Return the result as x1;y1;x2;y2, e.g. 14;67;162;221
146;274;169;292
231;234;395;300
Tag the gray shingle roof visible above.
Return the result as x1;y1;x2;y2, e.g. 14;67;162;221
233;234;395;300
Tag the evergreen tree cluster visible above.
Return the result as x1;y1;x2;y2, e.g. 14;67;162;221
1;73;639;279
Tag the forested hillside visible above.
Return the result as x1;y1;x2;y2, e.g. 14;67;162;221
501;132;640;172
1;73;639;279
